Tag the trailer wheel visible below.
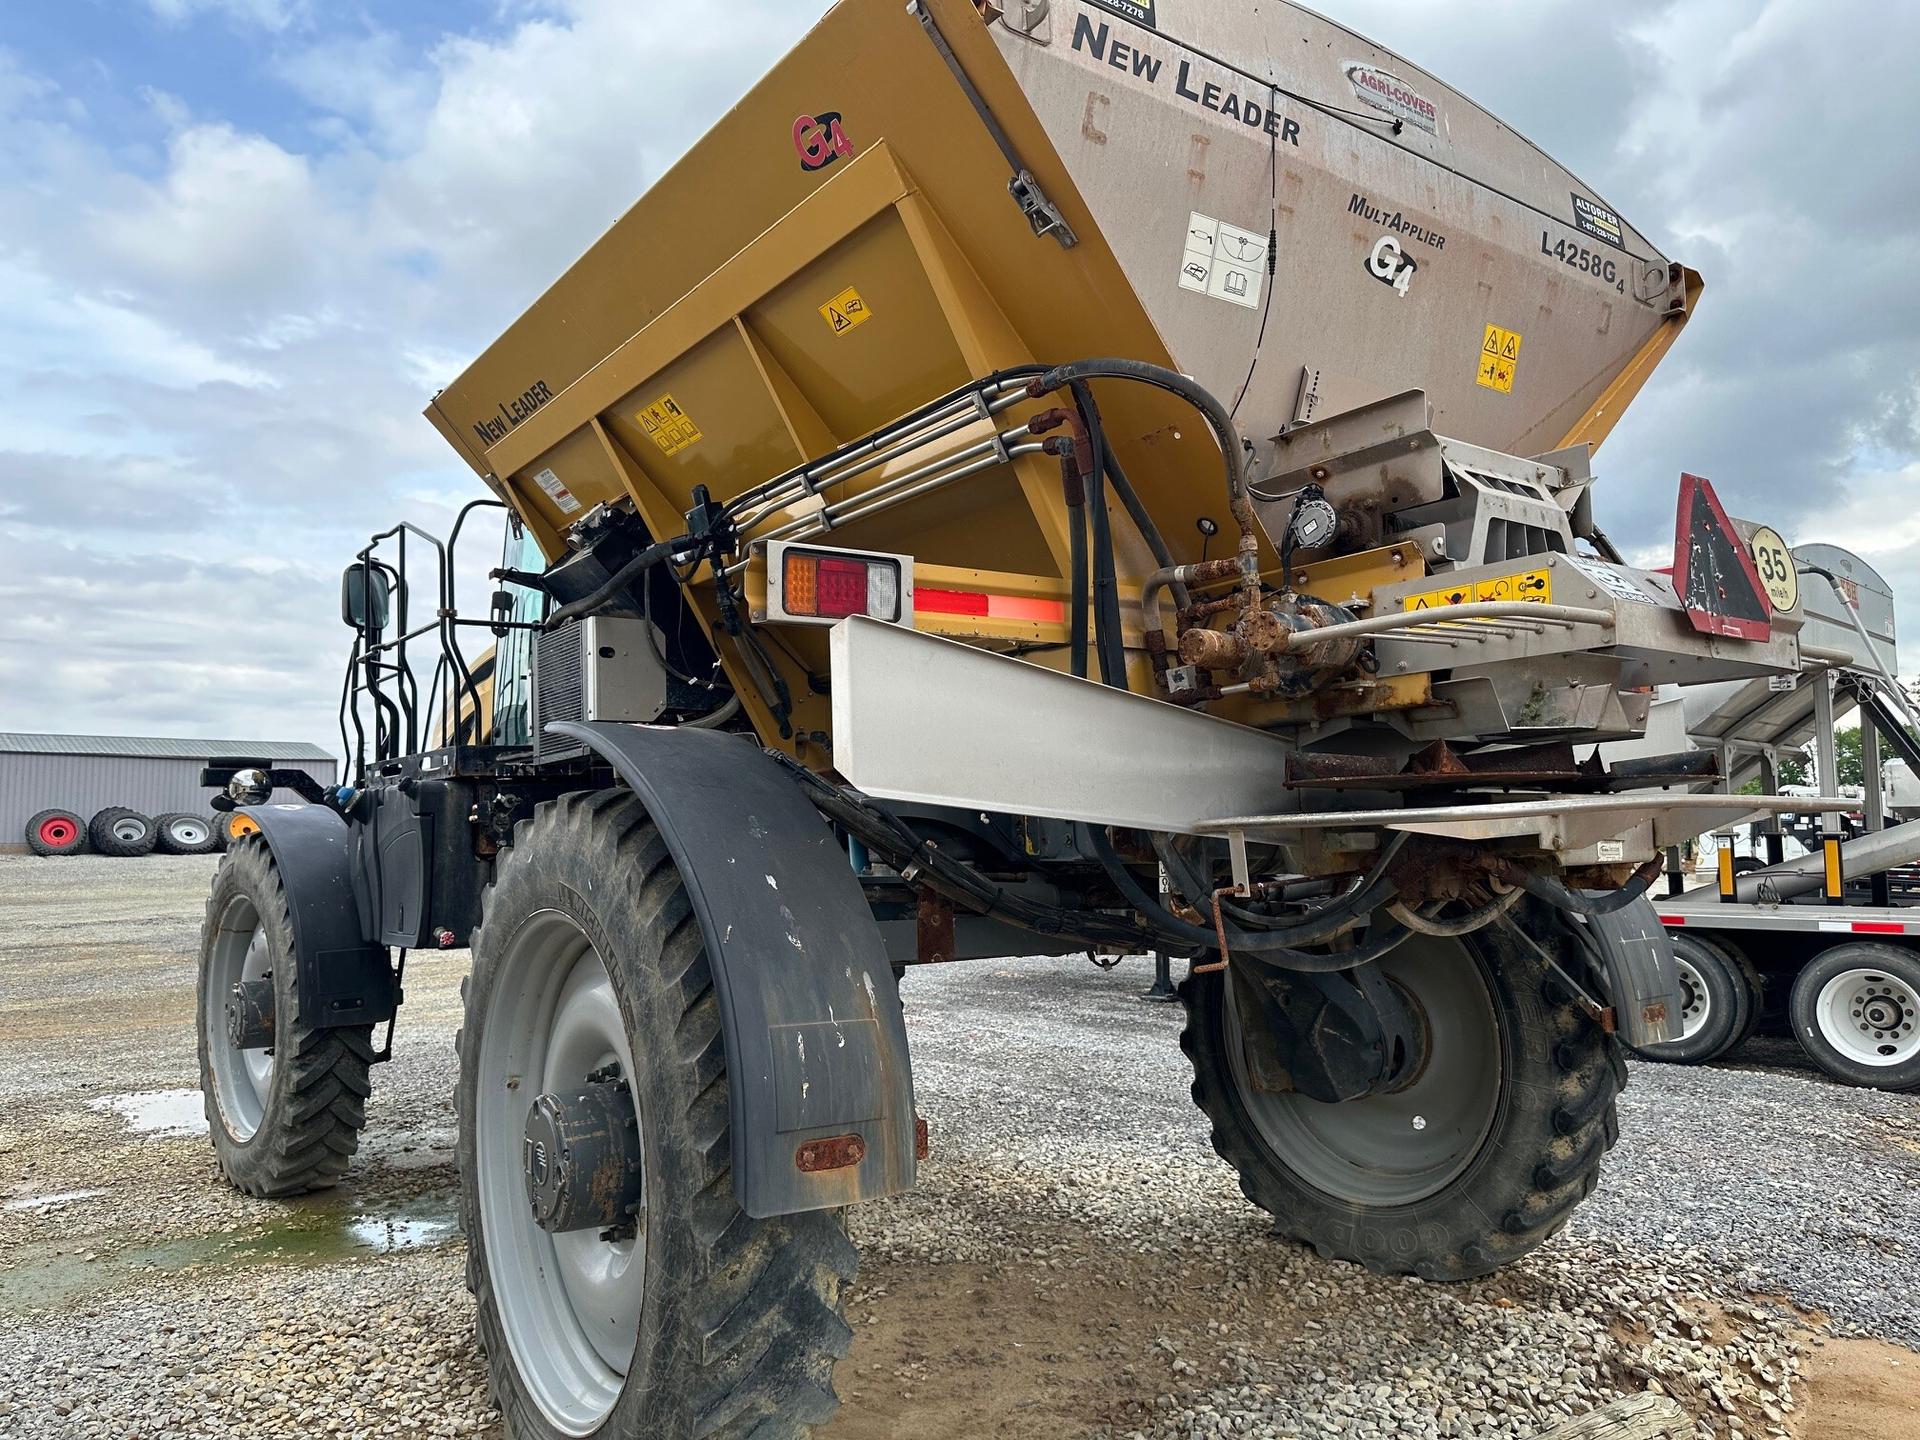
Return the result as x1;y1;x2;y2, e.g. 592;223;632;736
1629;933;1758;1065
196;836;374;1195
156;813;220;856
459;790;856;1439
1790;943;1920;1090
24;809;88;856
89;807;156;858
1179;922;1622;1281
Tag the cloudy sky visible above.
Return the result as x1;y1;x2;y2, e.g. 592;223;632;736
1;0;1916;756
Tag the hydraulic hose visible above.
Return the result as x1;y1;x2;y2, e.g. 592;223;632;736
1080;823;1412;972
1500;859;1662;917
1387;887;1526;938
543;537;683;630
1062;453;1090;679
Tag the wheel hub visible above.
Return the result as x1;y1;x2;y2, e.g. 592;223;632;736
523;1079;644;1236
225;978;275;1050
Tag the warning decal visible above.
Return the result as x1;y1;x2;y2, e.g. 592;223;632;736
531;467;582;516
637;394;703;457
1402;567;1552;613
1476;323;1523;394
1178;211;1266;311
820;286;873;337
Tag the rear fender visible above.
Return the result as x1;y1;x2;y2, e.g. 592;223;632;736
1582;894;1682;1047
243;803;397;1028
550;721;917;1219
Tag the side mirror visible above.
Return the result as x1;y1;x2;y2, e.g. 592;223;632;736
341;563;392;635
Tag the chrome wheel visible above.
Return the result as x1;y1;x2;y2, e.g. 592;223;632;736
475;910;643;1436
204;895;275;1142
1223;936;1503;1206
1816;968;1920;1068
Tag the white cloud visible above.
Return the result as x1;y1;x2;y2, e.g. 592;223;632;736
141;0;305;32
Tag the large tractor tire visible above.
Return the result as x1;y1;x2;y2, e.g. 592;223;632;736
89;807;157;858
1789;942;1920;1090
196;836;375;1195
1180;917;1623;1281
156;812;221;856
458;790;857;1440
1630;932;1760;1065
25;808;88;856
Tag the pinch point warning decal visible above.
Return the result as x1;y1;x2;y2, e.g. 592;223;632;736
1402;568;1552;612
638;394;703;458
820;286;873;337
1476;323;1523;394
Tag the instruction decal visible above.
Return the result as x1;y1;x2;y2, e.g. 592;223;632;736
820;286;873;337
531;467;582;516
1567;554;1659;606
637;394;704;458
1401;568;1552;612
1084;0;1156;26
1476;323;1523;394
1179;211;1266;311
1748;526;1799;613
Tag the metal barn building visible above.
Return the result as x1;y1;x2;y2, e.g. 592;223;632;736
0;734;338;853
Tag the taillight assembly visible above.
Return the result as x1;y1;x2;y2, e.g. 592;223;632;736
767;542;912;626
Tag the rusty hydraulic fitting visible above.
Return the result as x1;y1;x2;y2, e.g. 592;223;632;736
1179;626;1249;670
1028;406;1094;483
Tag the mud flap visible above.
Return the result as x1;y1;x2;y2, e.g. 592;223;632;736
243;802;397;1027
550;721;918;1219
1581;894;1682;1048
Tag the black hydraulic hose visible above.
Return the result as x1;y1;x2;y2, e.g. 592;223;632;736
1085;455;1127;688
1502;861;1661;917
1104;446;1190;613
1070;379;1190;615
1080;823;1412;971
1067;479;1090;680
544;537;683;631
1039;360;1248;503
1152;828;1412;937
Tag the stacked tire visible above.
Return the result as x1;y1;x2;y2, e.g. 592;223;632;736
20;807;223;857
89;808;158;857
25;809;88;856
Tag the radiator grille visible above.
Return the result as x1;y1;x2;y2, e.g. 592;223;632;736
533;624;585;759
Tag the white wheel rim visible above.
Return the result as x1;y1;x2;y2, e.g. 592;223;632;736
1672;954;1712;1041
111;817;147;843
1816;968;1920;1067
476;910;643;1434
205;898;276;1141
170;819;211;847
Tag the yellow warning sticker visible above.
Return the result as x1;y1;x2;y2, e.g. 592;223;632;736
1476;323;1523;394
1748;525;1798;613
637;394;703;457
820;286;873;337
1402;567;1553;612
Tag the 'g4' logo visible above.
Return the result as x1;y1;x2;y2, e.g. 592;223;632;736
1367;234;1418;297
794;111;854;173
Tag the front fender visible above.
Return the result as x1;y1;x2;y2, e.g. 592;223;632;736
551;721;917;1219
243;802;396;1027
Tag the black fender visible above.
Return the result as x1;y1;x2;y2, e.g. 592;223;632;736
243;802;397;1027
1581;893;1682;1049
551;721;917;1219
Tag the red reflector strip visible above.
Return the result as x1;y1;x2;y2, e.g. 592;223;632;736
917;588;1069;623
1658;915;1686;926
1852;921;1906;934
917;586;989;617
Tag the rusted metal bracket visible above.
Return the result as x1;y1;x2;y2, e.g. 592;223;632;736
916;890;957;965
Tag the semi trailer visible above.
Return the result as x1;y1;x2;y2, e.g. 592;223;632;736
1627;545;1920;1091
193;2;1846;1435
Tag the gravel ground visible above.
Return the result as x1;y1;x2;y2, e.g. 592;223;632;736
0;854;1915;1440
